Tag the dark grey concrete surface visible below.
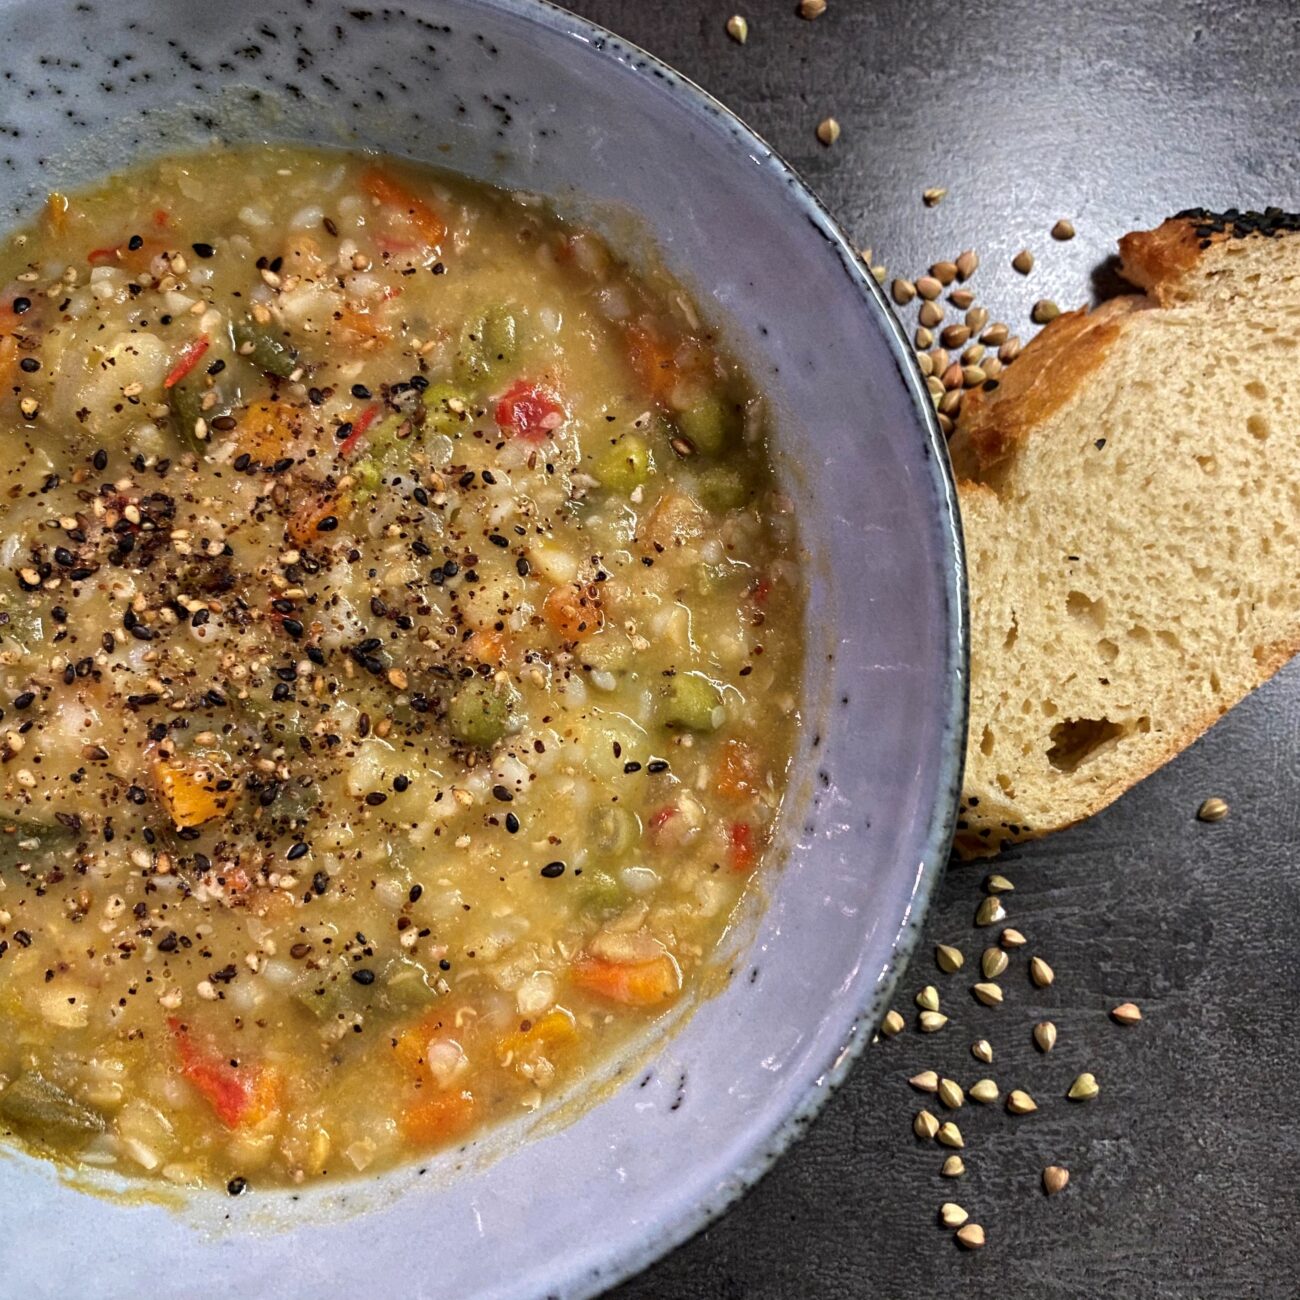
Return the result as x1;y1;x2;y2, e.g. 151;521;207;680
556;1;1300;1295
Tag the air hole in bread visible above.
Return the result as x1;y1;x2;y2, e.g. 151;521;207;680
1097;638;1119;664
1065;590;1106;630
1195;453;1217;474
979;725;996;757
1157;629;1181;651
1247;413;1270;440
1244;380;1267;400
1046;716;1127;774
1003;615;1019;651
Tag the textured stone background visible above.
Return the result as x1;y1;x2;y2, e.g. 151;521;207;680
556;1;1300;1295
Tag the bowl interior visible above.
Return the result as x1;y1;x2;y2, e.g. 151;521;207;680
0;1;965;1296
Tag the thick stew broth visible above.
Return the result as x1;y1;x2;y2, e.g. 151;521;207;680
0;146;800;1189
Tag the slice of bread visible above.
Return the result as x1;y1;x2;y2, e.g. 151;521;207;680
951;209;1300;857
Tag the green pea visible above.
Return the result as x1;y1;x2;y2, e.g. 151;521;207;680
593;433;654;494
352;455;383;501
674;394;736;456
577;869;625;917
588;804;641;856
422;382;472;439
657;672;725;732
454;306;518;386
232;319;299;378
447;678;519;749
696;464;750;511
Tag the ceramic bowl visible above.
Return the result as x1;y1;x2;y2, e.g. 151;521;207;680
0;0;966;1295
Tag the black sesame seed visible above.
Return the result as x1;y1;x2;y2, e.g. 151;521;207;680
233;453;252;472
227;1177;247;1197
312;870;329;895
11;296;30;314
393;774;410;792
623;761;642;774
504;811;519;834
540;861;566;878
351;969;376;985
127;235;144;251
13;692;34;710
191;242;215;258
92;449;108;472
286;841;309;861
19;356;39;374
316;516;339;533
351;383;371;400
516;557;530;578
492;785;513;802
408;884;423;903
647;760;669;774
365;792;387;807
282;618;304;639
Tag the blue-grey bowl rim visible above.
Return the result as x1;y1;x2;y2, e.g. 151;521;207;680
496;0;971;1293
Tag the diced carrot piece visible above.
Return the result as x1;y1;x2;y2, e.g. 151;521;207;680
237;399;299;465
464;628;505;665
499;1007;578;1063
728;821;758;872
153;756;233;829
360;167;447;249
571;953;681;1007
287;492;352;546
400;1090;476;1146
153;208;170;229
715;738;758;800
392;1008;455;1076
337;303;392;344
542;582;603;642
624;322;677;401
168;1018;279;1129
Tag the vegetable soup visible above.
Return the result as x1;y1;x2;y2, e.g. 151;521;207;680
0;146;801;1190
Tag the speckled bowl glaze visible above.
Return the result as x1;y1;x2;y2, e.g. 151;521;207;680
0;1;966;1295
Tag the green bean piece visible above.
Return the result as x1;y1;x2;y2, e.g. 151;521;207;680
0;817;75;873
674;394;735;456
380;955;440;1011
168;380;208;452
696;464;750;511
446;678;518;749
594;433;654;494
454;306;518;386
657;672;725;732
0;1074;106;1138
232;319;300;379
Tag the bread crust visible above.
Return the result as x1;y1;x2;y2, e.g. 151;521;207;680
950;297;1139;479
1116;218;1206;301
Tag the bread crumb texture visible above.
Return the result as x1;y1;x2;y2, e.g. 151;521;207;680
951;209;1300;857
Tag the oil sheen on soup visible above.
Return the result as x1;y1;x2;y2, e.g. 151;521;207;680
0;146;801;1190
